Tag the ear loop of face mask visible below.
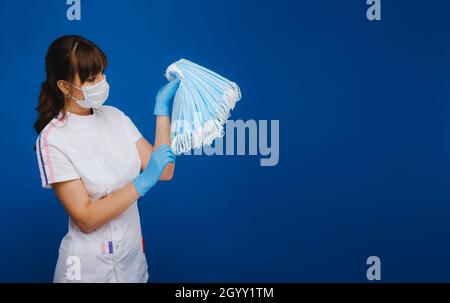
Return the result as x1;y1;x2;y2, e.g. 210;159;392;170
67;83;84;102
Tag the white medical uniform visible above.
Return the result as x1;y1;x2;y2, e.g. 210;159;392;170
35;105;149;283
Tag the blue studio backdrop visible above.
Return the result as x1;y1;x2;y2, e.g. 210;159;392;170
1;0;450;282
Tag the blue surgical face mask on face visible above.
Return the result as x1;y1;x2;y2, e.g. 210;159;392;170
69;75;110;109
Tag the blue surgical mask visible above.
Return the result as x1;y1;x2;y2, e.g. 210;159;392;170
69;75;110;108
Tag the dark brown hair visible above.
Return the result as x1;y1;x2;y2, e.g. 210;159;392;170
33;35;108;135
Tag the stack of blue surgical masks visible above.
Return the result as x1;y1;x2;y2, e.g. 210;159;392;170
166;59;241;155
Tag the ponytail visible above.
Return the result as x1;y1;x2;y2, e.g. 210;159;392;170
33;80;67;135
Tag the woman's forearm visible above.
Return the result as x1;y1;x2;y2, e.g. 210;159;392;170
154;115;171;147
154;115;175;179
79;182;140;233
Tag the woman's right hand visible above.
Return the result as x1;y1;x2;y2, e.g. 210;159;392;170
132;144;176;196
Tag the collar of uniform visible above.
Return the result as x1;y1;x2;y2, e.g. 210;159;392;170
63;108;98;123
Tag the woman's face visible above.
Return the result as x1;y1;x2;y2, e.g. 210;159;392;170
65;72;105;101
56;71;104;104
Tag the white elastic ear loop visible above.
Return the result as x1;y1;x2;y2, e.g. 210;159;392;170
69;94;84;103
67;82;85;102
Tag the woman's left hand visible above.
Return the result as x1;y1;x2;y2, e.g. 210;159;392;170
154;76;180;116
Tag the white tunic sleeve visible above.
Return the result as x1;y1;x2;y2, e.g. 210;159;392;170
122;113;143;144
36;134;80;189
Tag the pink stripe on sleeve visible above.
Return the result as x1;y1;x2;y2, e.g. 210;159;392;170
41;120;59;184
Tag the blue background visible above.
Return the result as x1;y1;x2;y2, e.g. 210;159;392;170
1;0;450;282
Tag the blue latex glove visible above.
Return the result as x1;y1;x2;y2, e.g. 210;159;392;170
154;75;181;116
133;144;176;196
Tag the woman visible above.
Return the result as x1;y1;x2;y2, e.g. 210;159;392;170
34;35;178;283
